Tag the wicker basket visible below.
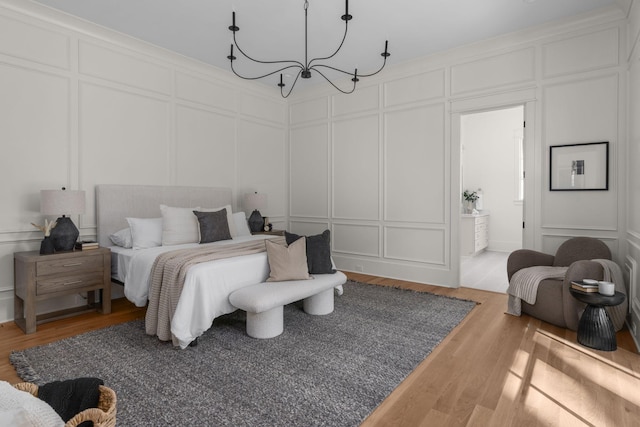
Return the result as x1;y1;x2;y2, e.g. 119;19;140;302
13;382;117;427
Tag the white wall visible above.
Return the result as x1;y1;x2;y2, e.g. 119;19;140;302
0;0;287;322
625;0;640;347
461;106;524;253
288;6;628;288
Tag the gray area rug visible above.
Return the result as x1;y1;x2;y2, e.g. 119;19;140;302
11;281;476;426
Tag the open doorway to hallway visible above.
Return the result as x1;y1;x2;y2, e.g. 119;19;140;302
460;105;524;293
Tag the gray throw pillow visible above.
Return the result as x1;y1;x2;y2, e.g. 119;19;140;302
285;229;336;274
193;209;232;244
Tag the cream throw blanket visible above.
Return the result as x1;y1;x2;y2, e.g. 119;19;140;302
507;266;568;316
146;237;286;345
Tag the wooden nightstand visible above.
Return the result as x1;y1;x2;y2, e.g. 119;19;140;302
252;229;285;236
14;247;112;334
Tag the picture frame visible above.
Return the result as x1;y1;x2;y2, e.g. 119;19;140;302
549;141;609;191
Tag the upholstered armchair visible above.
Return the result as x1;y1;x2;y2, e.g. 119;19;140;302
507;237;623;331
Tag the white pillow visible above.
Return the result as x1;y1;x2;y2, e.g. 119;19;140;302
0;381;64;427
126;217;163;249
160;205;201;246
109;227;133;248
233;212;251;237
199;205;237;238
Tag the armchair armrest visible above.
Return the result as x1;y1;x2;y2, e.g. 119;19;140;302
561;260;606;331
563;260;605;285
507;249;555;281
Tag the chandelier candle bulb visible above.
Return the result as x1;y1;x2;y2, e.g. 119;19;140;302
342;0;352;21
229;11;239;32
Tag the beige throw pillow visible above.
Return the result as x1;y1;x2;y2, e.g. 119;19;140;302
266;237;311;282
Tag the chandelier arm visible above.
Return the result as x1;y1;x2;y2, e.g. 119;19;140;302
307;19;349;69
231;62;303;81
280;69;304;98
312;67;357;95
310;63;356;76
352;56;389;78
232;32;304;68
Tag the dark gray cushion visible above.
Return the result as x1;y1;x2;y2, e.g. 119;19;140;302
193;209;232;244
285;229;335;274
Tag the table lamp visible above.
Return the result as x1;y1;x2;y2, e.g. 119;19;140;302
244;192;267;233
40;187;86;251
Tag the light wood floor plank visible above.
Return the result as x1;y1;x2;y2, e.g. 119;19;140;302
1;273;638;426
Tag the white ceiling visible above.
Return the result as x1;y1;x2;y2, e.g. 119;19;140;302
32;0;620;91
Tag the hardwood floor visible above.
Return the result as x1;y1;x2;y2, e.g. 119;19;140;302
1;274;639;426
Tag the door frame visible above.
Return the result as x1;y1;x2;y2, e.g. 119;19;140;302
450;88;537;285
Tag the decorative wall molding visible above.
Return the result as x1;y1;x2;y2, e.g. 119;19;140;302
384;226;446;265
0;12;70;70
383;69;446;108
332;223;381;257
542;27;619;79
626;256;639;317
450;47;536;96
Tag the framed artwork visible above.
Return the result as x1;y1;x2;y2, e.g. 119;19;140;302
549;141;609;191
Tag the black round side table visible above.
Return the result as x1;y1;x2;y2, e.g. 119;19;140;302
570;288;626;351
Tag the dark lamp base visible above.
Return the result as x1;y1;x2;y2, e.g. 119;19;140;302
50;216;79;252
248;210;264;233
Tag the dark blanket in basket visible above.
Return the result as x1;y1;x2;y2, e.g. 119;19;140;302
38;377;104;425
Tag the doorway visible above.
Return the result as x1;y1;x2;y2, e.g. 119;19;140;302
459;105;524;292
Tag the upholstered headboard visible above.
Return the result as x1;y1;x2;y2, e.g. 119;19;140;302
96;184;233;247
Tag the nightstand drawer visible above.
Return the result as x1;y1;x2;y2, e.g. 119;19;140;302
37;272;104;295
36;253;103;276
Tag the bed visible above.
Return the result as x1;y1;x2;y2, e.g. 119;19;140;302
96;184;280;348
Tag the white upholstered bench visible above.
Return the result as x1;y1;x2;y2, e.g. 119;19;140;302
229;271;347;339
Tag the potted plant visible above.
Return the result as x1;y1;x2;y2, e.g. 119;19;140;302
462;190;479;214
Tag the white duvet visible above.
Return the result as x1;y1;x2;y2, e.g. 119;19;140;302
112;235;276;348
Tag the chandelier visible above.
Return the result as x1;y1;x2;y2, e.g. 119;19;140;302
227;0;390;98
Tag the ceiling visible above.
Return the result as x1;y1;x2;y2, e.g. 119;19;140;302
31;0;620;92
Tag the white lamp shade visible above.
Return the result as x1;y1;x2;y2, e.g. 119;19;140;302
40;189;86;215
244;192;266;212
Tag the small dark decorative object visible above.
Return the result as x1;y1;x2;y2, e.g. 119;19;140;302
31;219;57;255
39;236;54;255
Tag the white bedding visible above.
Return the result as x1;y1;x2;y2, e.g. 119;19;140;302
111;234;278;348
